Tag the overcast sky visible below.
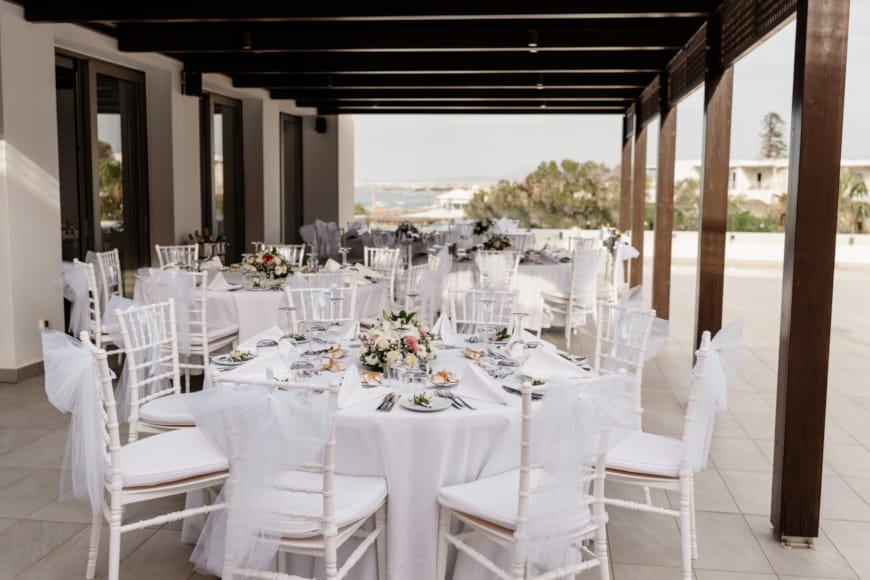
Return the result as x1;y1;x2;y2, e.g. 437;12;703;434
354;6;870;183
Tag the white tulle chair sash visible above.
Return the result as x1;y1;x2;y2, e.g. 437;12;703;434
187;382;332;576
42;331;105;513
56;262;91;336
135;268;193;353
684;320;744;472
613;242;639;293
520;374;636;572
114;304;168;423
618;285;671;360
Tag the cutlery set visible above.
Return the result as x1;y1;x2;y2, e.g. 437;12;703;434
376;393;399;411
501;385;544;400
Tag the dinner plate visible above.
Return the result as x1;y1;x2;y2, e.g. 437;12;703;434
212;353;256;367
399;396;452;413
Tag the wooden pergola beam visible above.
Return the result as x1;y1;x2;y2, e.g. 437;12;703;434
771;0;850;542
629;114;648;288
653;75;676;319
619;111;634;233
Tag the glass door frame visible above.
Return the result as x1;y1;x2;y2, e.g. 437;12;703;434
200;92;244;261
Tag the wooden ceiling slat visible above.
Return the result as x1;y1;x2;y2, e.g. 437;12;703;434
181;50;673;74
296;99;628;108
315;108;628;115
23;1;711;23
116;19;701;52
269;88;639;100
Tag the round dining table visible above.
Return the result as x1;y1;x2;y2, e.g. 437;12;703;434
195;338;541;580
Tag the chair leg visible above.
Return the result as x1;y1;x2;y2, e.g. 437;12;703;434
643;486;653;506
324;534;338;579
107;518;122;580
565;321;572;350
85;509;103;580
184;356;191;394
277;550;287;574
595;523;611;580
689;474;698;560
375;504;387;580
435;506;450;580
679;475;693;580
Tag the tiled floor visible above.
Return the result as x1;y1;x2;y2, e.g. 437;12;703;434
2;257;869;579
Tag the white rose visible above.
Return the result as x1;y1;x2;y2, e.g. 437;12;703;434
404;354;418;368
365;355;378;366
386;350;401;363
376;338;390;350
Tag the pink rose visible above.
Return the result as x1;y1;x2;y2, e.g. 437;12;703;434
403;335;418;353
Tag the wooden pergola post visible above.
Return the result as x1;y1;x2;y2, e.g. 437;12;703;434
618;113;634;233
653;76;676;319
629;116;648;288
694;16;733;349
771;0;850;542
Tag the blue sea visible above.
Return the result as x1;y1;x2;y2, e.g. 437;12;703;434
354;188;440;213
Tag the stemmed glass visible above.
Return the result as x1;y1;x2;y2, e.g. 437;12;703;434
277;306;298;370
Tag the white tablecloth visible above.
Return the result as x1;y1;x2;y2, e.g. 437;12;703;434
209;343;528;580
446;261;571;331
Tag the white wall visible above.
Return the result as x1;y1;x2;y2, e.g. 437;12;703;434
301;114;356;227
337;115;355;229
0;3;63;370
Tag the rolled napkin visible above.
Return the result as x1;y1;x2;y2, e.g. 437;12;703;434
323;258;342;273
201;256;223;272
457;362;511;405
208;271;239;291
238;325;283;352
338;365;389;409
520;347;592;381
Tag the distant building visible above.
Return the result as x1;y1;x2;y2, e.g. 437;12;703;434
400;187;480;221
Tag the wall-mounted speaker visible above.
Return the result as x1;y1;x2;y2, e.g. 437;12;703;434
181;71;202;97
315;116;328;133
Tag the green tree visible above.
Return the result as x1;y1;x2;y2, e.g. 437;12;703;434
759;112;787;159
673;178;700;231
97;140;123;222
354;202;368;216
839;168;870;233
464;160;620;229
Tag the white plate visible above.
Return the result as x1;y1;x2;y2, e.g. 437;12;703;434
212;353;256;367
399;396;452;413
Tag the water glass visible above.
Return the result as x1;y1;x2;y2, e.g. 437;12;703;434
387;361;407;388
278;306;296;337
277;336;297;368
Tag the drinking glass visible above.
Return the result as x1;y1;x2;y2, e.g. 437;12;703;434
278;306;296;338
277;336;297;369
387;360;407;389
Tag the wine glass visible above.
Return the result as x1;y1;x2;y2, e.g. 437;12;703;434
278;306;296;338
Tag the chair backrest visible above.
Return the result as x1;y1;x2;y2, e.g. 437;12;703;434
567;247;604;306
269;244;306;268
448;288;517;332
188;271;210;355
364;246;399;273
474;250;520;289
155;244;199;269
284;285;359;332
115;300;182;440
73;259;104;347
593;301;656;429
200;375;340;574
502;232;533;252
569;236;600;252
96;248;123;311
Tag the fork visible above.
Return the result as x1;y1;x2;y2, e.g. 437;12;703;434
436;392;463;409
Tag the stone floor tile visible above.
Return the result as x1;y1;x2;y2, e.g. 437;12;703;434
666;469;740;514
0;469;60;518
0;429;67;469
719;470;773;516
606;505;682;568
118;529;199;580
824;444;870;479
0;519;83;580
692;512;773;574
612;563;687;579
821;519;870;579
709;438;771;472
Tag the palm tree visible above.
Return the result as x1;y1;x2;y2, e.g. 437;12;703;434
839;169;869;233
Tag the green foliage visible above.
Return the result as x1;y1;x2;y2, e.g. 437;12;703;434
759;112;787;159
97;140;123;223
839;168;870;233
673;178;700;231
464;159;620;229
354;202;368;216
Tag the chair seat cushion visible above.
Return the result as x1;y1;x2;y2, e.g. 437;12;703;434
191;325;239;346
606;430;683;477
271;471;387;538
116;428;228;488
541;289;571;302
438;468;542;530
139;393;194;426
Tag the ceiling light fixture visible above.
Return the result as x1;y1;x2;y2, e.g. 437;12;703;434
528;29;539;54
241;31;253;50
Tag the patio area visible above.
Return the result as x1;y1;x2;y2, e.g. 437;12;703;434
2;255;869;580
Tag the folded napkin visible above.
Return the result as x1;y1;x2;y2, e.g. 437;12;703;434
353;265;384;280
338;365;389;409
458;362;511;405
520;348;591;381
208;271;239;291
238;325;283;352
323;258;342;273
328;320;359;342
432;313;463;347
201;256;223;272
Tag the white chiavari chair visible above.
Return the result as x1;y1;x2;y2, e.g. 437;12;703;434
474;250;521;289
593;301;656;430
269;244;306;268
435;374;633;580
251;241;266;254
604;322;741;580
96;248;123;311
284;285;359;334
403;252;442;321
181;271;240;391
203;376;387;580
116;299;198;441
155;244;199;269
569;236;600;252
538;247;603;349
72;259;122;355
364;246;400;304
53;333;228;580
448;288;517;334
500;232;534;252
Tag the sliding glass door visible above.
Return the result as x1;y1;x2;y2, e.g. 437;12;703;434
201;94;244;263
55;53;149;293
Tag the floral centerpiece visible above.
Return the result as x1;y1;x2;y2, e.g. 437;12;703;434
472;218;493;236
240;248;292;279
395;222;421;239
359;310;435;371
482;234;512;251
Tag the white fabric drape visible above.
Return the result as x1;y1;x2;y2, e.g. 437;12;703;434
618;285;670;360
114;305;167;423
613;242;639;294
522;374;635;573
684;320;743;472
42;331;105;513
186;383;331;576
135;268;194;354
474;251;515;288
55;262;91;336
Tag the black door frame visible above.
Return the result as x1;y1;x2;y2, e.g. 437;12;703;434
280;113;303;243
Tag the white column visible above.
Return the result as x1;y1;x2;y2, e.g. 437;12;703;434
301;114;355;227
0;2;63;377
